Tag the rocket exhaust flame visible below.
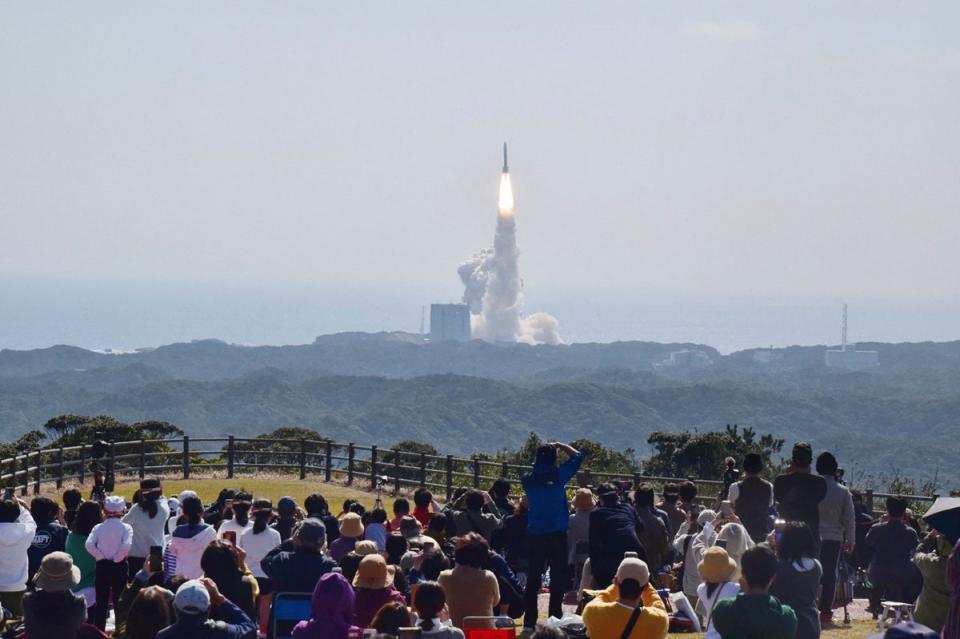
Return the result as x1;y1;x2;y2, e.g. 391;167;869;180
498;172;514;216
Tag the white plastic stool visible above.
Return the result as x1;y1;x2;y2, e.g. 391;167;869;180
877;601;915;630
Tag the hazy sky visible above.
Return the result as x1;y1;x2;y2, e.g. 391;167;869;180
2;3;958;349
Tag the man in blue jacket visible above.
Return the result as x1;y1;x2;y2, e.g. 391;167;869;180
520;441;584;628
157;578;256;639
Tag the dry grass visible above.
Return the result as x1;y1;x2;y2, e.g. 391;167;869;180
669;620;877;638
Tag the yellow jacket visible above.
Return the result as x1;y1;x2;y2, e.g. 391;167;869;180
582;583;669;639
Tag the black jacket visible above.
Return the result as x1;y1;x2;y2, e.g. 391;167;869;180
157;599;256;639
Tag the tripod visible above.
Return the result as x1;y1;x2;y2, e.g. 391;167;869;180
839;533;852;625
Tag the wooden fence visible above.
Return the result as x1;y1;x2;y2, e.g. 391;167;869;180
0;436;934;515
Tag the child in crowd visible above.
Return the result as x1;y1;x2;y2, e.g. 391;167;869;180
62;488;83;529
388;499;411;532
365;509;389;551
712;545;798;639
84;495;133;630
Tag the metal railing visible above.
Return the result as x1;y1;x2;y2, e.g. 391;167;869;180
0;436;935;514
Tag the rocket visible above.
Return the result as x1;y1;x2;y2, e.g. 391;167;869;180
502;142;509;173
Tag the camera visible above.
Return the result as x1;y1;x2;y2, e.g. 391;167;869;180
375;475;389;487
90;439;110;460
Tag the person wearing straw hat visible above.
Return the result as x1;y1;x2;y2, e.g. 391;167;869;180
22;551;87;639
695;547;741;639
352;554;405;629
330;512;365;563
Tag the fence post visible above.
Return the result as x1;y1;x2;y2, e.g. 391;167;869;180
299;439;307;480
33;449;41;495
370;446;378;489
182;436;190;479
21;452;29;496
472;457;481;488
139;439;146;479
79;444;86;484
108;442;115;482
445;455;454;501
227;436;235;479
57;447;65;489
393;451;401;494
419;453;427;489
325;441;333;482
865;489;874;515
8;456;16;491
501;461;509;480
347;443;355;486
633;472;642;490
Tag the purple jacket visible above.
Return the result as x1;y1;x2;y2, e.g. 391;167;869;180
292;573;361;639
352;587;406;629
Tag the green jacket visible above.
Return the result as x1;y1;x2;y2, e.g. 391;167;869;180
65;532;96;591
713;593;797;639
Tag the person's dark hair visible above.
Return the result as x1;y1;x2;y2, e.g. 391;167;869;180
304;494;329;517
139;490;161;519
216;489;236;507
453;532;489;568
414;489;433;509
349;502;366;517
62;488;83;510
251;499;273;534
851;490;863;504
530;626;566;639
597;483;619;507
427;512;446;532
887;496;908;518
662;483;679;504
465;490;485;511
815;452;838;477
618;578;642;600
385;534;409;565
420;553;450;581
370;508;388;524
490;479;511;499
229;491;253;527
776;521;817;563
634;483;655;508
200;541;244;595
414;582;446;630
166;575;188;593
75;500;103;535
371;601;411;636
125;586;175;639
451;487;468;502
342;498;357;514
0;500;20;523
791;442;813;468
743;453;763;475
678;480;698;503
740;545;779;589
181;495;204;526
30;497;59;525
393;498;410;516
534;445;557;466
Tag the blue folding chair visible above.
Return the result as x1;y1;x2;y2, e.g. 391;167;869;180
271;591;313;639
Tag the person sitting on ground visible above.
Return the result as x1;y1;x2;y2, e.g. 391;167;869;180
261;518;337;593
28;496;69;587
124;479;170;579
303;493;339;544
479;536;524;619
352;554;405;629
588;482;645;589
913;529;953;633
658;484;686;539
520;441;584;627
329;512;364;563
170;495;218;580
370;601;413;636
292;572;361;639
86;495;134;630
414;488;443;528
23;551;88;638
695;547;740;639
200;540;258;621
582;556;669;639
729;453;774;544
63;488;84;530
272;497;299;543
412;581;465;639
451;490;501;543
634;483;670;578
712;545;798;639
416;550;450;583
568;488;594;586
674;507;715;606
387;499;411;533
399;515;430;549
66;500;102;614
769;522;823;639
340;539;380;583
0;496;37;619
815;452;855;626
438;533;500;628
365;508;389;551
866;496;922;617
678;481;699;514
121;584;175;639
424;513;448;547
489;479;516;518
157;577;256;639
773;443;828;546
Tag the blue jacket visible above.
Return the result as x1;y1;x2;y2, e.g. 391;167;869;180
157;599;257;639
521;452;584;535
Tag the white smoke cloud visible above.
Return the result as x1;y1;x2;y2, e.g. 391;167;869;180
458;210;562;345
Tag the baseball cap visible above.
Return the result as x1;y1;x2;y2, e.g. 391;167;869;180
174;579;211;614
867;622;939;639
104;495;126;514
615;557;650;586
178;490;199;503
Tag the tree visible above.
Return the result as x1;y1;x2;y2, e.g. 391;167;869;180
230;426;330;466
644;424;785;480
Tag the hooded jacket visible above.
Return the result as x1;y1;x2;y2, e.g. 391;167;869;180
261;545;338;593
156;598;256;639
169;522;218;579
0;505;37;592
292;572;361;639
520;452;584;535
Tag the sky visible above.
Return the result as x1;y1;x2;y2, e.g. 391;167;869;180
1;2;958;350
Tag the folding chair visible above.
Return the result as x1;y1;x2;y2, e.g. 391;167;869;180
271;592;313;639
462;616;517;639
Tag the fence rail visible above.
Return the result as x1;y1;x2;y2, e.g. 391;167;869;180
0;436;936;514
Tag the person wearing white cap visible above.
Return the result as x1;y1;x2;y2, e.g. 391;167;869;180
156;577;257;639
581;556;670;639
85;495;133;631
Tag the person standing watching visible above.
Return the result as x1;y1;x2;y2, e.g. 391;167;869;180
729;453;774;544
588;483;645;589
0;496;37;620
85;495;133;631
866;496;922;617
815;452;855;626
520;441;584;628
774;443;827;546
27;496;68;587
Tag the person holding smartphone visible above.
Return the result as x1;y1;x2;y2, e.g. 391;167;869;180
124;478;170;579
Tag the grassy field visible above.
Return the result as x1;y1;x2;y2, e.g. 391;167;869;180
668;620;876;638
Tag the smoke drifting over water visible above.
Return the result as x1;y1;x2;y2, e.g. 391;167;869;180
458;170;562;345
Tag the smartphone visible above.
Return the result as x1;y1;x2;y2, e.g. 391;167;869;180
774;518;786;543
149;545;163;572
719;501;733;517
398;628;422;639
223;530;237;545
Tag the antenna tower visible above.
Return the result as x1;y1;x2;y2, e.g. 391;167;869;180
841;303;848;351
420;306;426;336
